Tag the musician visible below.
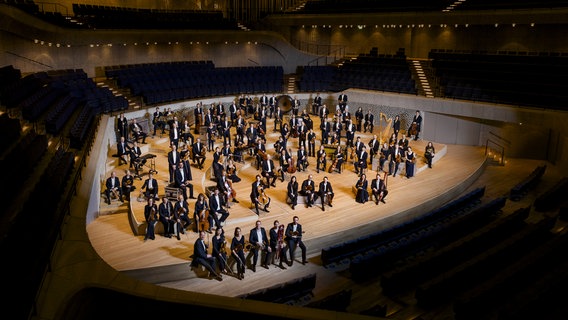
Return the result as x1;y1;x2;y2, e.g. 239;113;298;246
194;102;204;131
398;134;410;153
211;227;228;275
333;117;342;140
301;109;313;130
287;175;299;210
169;121;180;149
316;145;327;174
346;119;356;147
143;197;158;241
236;114;246;144
392;115;401;139
181;120;194;145
273;106;283;131
332;145;344;173
219;116;231;145
192;230;222;281
141;172;158;200
217;170;238;206
405;146;416;178
261;154;278;188
364;109;374;133
121;169;136;201
320;117;331;144
228;100;238;125
231;227;246;280
175;162;195;200
355;107;364;132
319;103;329;121
167;144;180;184
280;122;290;141
279;149;291;182
354;145;369;176
251;174;270;215
194;193;213;233
225;159;241;183
268;94;277;118
369;134;380;165
204;109;214;128
338;92;348;106
307;129;316;157
245;95;253;114
254;138;267;170
379;142;390;172
238;94;246;110
105;171;123;204
389;142;403;177
371;172;388;205
117;136;130;166
245;122;258;146
388;132;398;146
285;216;307;266
173;193;191;232
274;136;285;156
292;95;300;116
158;196;176;239
214;101;225;118
209;188;229;230
410;110;423;140
300;174;316;207
129;118;147;144
270;220;289;269
249;220;272;272
297;121;307;150
354;136;364;154
129;141;143;174
152;107;166;136
206;122;216;151
355;173;369;204
318;176;334;211
117;112;129;139
425;141;436;168
297;145;308;172
192;138;206;169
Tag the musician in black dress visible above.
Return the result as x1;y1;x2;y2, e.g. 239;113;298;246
117;113;129;139
287;175;299;210
211;227;229;275
364;109;374;133
316;145;327;173
392;115;401;139
279;149;291;182
231;227;246;280
143;197;158;241
379;142;390;172
405;146;416;178
355;173;369;203
425;141;436;168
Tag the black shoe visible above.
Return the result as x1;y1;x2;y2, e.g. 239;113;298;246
329;203;333;207
291;205;295;210
381;199;386;203
271;183;276;187
264;208;270;213
206;229;213;234
190;196;197;199
375;200;379;205
177;234;181;240
251;266;256;272
233;199;239;203
279;264;287;270
322;207;325;211
302;260;307;265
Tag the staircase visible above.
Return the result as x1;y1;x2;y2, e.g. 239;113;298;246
98;79;143;110
284;74;297;94
409;59;435;98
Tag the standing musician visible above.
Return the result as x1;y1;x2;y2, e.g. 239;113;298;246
194;193;213;233
231;227;247;280
194;102;204;133
117;112;129;139
312;93;322;115
175;162;195;201
300;174;316;208
320;117;331;144
143;197;158;241
158;196;176;239
354;145;369;176
410;110;423;140
141;172;159;200
169;121;180;149
221;116;231;145
355;173;369;204
181;119;194;146
368;134;380;166
121;169;136;201
249;220;272;272
209;188;229;230
307;128;316;157
318;176;334;211
261;154;278;188
215;101;225;118
346;119;356;147
211;227;229;275
292;95;300;116
206;122;216;151
355;107;364;132
192;138;206;170
332;117;343;144
235;114;246;144
392;115;401;139
354;136;364;154
425;141;436;168
229;100;238;125
279;149;291;182
297;120;308;150
297;145;308;172
285;216;307;266
254;138;267;170
364;109;374;133
173;193;191;232
289;114;299;138
251;174;270;215
268;94;277;118
319;104;329;121
405;146;416;179
389;142;403;177
130;118;147;144
273;106;283;131
287;175;299;210
152;107;166;136
338;92;348;106
270;220;289;269
167;143;180;184
316;145;327;174
105;171;123;204
371;172;388;205
192;230;222;281
204;108;214;128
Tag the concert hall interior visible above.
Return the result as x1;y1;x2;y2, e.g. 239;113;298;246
2;1;568;320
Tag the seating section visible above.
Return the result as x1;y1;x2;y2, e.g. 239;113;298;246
0;113;21;155
509;165;546;201
239;273;316;304
320;186;486;267
304;289;352;312
533;177;568;212
430;49;568;109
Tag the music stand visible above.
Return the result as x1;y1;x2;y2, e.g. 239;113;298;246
133;154;157;179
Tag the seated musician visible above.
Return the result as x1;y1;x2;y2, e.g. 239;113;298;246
173;193;191;232
209;188;229;230
104;171;123;204
331;145;344;173
250;175;270;215
217;169;239;205
354;145;368;176
121;169;136;202
181;119;194;145
143;197;158;241
318;176;334;211
129;118;147;144
192;138;206;169
194;193;213;234
297;145;308;172
261;154;278;188
300;174;316;207
371;172;388;205
316;145;327;174
129;141;143;172
175;162;195;201
232;141;244;163
225;159;241;183
117;136;130;166
152;106;166;136
141;172;159;200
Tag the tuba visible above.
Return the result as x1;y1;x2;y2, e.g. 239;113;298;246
276;95;293;113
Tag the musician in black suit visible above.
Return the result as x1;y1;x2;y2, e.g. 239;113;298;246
220;116;231;145
307;129;316;157
320;117;331;144
249;220;272;271
389;143;403;177
297;146;308;172
392;115;401;138
167;144;180;184
209;188;229;230
245;122;258;146
411;110;423;140
152;107;166;135
129;141;143;175
158;196;175;239
371;172;388;205
292;95;300;116
354;145;369;175
338;92;348;106
143;197;158;241
192;138;206;169
398;134;410;153
368;134;380;165
269;94;277;118
345;119;356;147
217;170;239;205
121;169;136;202
229;101;238;125
316;145;327;173
105;171;123;204
141;172;158;200
117;113;129;139
274;106;283;131
313;92;322;115
332;145;344;174
354;136;364;154
117;136;130;166
192;231;222;281
130;118;147;144
364;110;374;133
300;174;316;207
251;175;270;215
173;193;191;231
175;162;195;200
318;176;334;211
285;216;307;266
261;154;277;187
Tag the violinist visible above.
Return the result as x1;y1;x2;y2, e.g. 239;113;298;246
217;170;239;206
173;193;191;232
279;149;291;182
316;145;327;174
270;220;289;269
194;193;212;233
307;128;316;157
368;134;380;165
231;227;246;280
225;159;241;183
287;175;299;210
424;141;436;168
192;138;206;170
300;174;316;208
330;145;344;174
143;197;158;241
249;220;271;272
251;175;270;215
285;216;307;266
212;227;229;275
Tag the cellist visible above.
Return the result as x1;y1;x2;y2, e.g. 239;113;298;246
250;175;270;215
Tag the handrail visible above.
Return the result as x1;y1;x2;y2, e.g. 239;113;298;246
488;131;511;145
292;40;347;66
485;138;505;165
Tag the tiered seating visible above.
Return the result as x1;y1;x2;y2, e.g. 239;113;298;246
239;273;316;304
0;113;21;155
509;164;546;201
533;177;568;212
305;289;352;312
1;71;49;109
70;100;101;149
321;187;486;268
431;49;568;109
297;65;337;92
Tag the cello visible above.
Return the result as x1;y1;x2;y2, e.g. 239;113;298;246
288;156;297;174
197;209;210;232
275;224;285;261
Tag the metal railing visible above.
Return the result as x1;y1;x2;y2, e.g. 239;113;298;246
485;138;505;165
